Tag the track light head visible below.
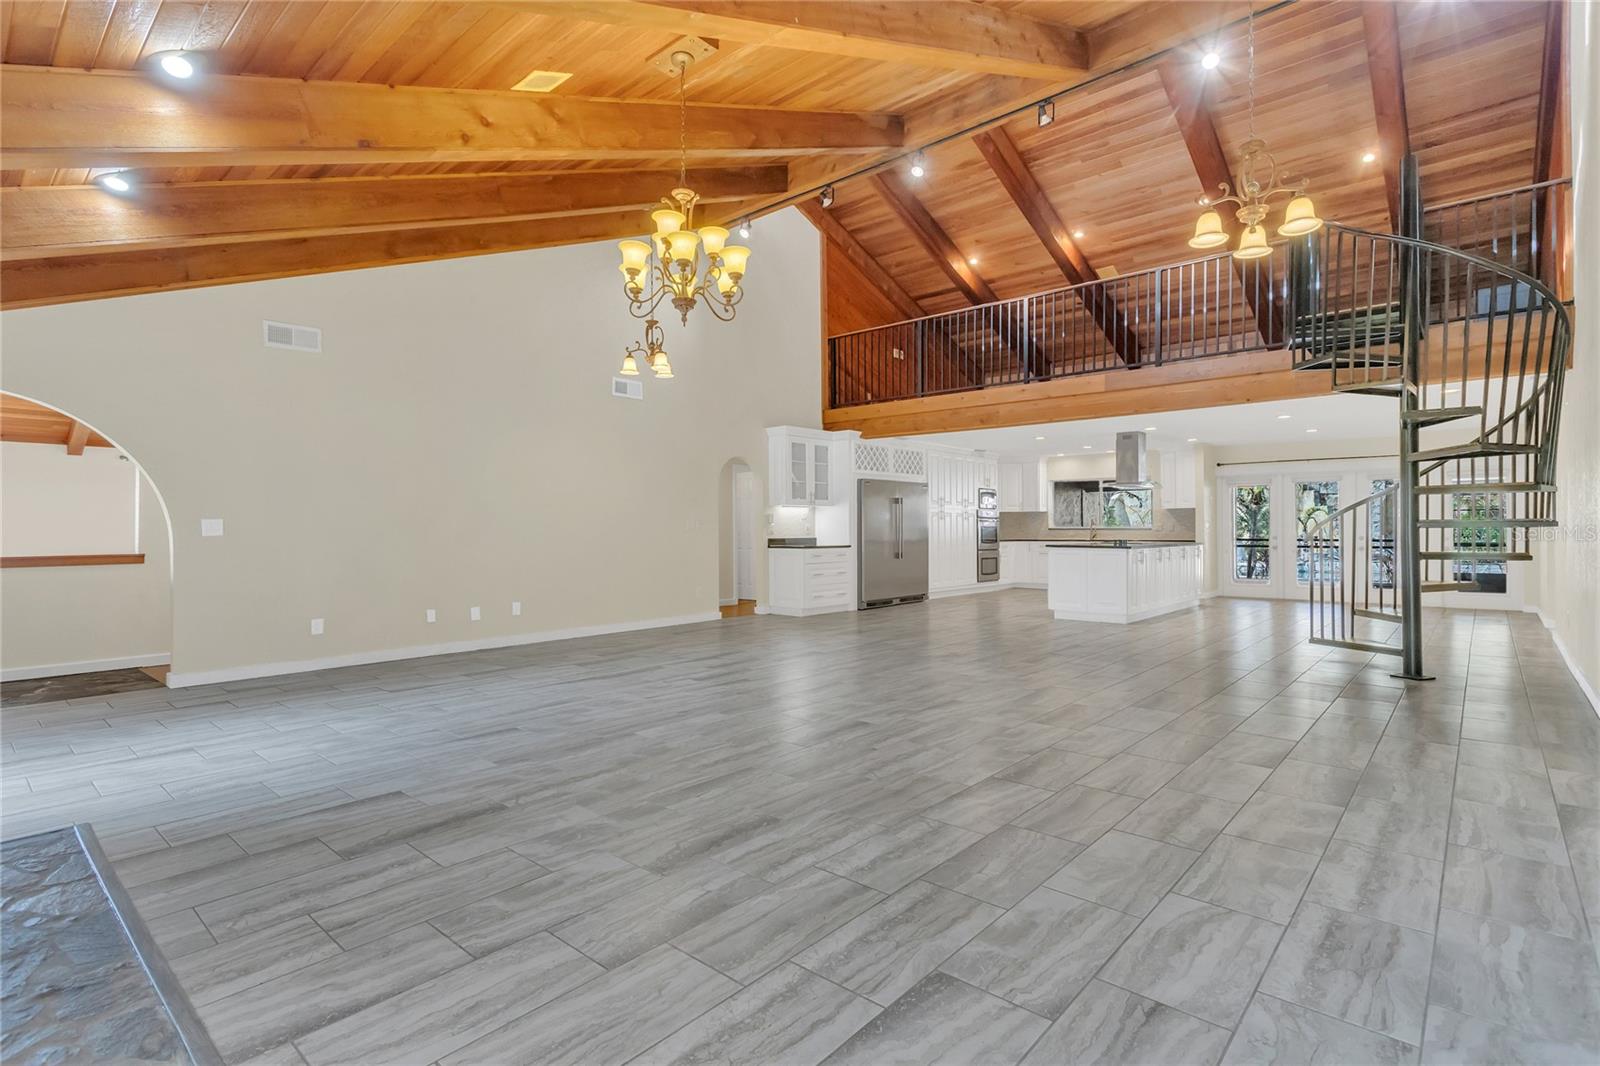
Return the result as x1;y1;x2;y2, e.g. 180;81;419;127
1037;101;1055;127
818;186;835;209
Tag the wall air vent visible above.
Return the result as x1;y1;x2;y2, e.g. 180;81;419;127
611;376;644;400
263;320;322;352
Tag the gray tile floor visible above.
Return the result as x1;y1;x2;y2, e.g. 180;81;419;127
3;592;1597;1065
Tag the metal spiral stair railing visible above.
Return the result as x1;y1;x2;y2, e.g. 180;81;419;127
1295;219;1572;659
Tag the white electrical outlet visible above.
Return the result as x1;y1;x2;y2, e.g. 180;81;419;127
511;601;522;617
310;618;324;635
425;609;436;623
200;518;225;537
469;606;481;621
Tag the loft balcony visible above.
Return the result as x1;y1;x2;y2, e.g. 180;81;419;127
822;179;1573;437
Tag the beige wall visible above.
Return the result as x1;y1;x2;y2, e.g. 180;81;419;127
1;473;172;678
1;442;140;556
0;208;822;684
1530;5;1600;703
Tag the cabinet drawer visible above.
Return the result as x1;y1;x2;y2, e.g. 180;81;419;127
805;549;851;565
806;586;852;605
805;568;851;587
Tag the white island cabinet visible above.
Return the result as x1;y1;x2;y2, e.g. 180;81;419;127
1045;543;1203;623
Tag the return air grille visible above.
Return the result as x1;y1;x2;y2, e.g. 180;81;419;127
611;376;644;400
262;321;321;352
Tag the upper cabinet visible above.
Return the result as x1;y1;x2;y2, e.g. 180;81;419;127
768;427;836;507
998;458;1044;512
1158;446;1198;510
926;448;989;510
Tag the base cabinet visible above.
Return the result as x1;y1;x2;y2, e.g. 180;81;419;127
999;542;1049;587
1047;545;1203;624
767;548;853;616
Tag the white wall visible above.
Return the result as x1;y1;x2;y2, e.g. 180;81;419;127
1530;5;1600;705
1;472;172;678
1;442;139;556
0;208;822;684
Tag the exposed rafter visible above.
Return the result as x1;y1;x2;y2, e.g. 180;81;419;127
0;65;903;169
0;209;662;310
64;421;91;456
1360;2;1411;232
1157;59;1283;348
516;1;1089;80
1;167;788;258
972;128;1141;365
871;171;997;305
1532;0;1567;185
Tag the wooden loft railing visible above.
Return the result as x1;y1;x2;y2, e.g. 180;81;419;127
826;179;1573;412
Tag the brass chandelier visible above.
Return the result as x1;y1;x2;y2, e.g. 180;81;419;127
1188;8;1323;258
620;317;673;379
617;51;750;326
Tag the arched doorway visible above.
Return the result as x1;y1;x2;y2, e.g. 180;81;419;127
718;458;758;618
0;392;175;702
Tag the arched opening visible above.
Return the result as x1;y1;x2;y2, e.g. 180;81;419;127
0;392;175;703
717;457;758;618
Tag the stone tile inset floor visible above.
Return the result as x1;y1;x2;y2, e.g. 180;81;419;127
2;592;1597;1064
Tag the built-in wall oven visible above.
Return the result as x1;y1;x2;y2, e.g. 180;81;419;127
977;487;999;583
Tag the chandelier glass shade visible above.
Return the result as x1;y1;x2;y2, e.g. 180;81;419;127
616;53;749;326
1187;9;1323;259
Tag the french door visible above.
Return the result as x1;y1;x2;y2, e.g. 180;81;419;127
1221;466;1398;600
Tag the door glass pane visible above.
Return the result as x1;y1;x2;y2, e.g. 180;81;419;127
1452;492;1508;592
1369;479;1398;589
1233;484;1271;581
813;446;830;502
1294;481;1340;584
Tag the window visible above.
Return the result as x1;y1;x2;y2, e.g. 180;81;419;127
1294;480;1340;584
1451;492;1508;593
1369;478;1398;590
1100;488;1153;529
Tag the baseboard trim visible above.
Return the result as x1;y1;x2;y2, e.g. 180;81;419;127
164;612;721;689
2;653;170;682
718;597;738;607
929;583;1015;599
1530;607;1600;714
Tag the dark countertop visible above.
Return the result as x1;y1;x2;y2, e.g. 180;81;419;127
1043;541;1198;549
767;543;852;549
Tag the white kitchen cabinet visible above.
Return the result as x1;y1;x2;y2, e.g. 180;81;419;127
767;547;853;616
767;427;835;507
998;459;1044;512
1159;446;1197;510
1046;544;1203;623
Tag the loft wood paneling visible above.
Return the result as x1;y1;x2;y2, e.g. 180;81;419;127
0;393;114;449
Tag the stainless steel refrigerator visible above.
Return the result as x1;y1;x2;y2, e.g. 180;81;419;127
858;479;929;609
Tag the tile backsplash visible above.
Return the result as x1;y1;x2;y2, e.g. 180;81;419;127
999;508;1196;542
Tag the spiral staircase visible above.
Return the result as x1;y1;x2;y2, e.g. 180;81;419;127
1292;157;1572;678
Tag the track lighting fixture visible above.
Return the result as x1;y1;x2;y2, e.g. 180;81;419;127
738;218;752;239
819;186;835;208
1037;101;1055;127
909;152;926;179
94;171;133;194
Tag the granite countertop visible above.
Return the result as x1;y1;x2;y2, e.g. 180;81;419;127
767;543;852;549
1043;540;1198;549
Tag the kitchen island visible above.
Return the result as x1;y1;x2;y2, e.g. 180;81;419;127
1046;541;1203;623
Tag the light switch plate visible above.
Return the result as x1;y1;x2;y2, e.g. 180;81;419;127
425;609;436;623
511;601;522;616
469;606;481;621
310;618;324;635
200;518;224;537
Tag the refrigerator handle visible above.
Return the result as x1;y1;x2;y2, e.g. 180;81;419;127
894;497;903;559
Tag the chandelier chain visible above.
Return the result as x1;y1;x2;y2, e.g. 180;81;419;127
1247;7;1257;141
677;58;688;188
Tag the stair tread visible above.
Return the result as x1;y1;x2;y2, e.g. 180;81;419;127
1414;482;1555;494
1409;442;1538;462
1416;518;1557;527
1403;406;1483;424
1419;550;1535;560
1309;636;1403;655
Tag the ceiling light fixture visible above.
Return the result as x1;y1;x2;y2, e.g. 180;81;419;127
968;255;979;265
1361;150;1377;164
818;185;835;209
1035;435;1045;441
1143;426;1158;432
1082;444;1093;450
1072;229;1086;239
616;51;748;326
1037;101;1055;127
1305;428;1318;433
1276;414;1293;420
94;172;132;194
1186;437;1198;443
1187;9;1322;258
621;317;673;379
909;152;927;179
738;218;752;239
155;51;197;79
1201;50;1222;70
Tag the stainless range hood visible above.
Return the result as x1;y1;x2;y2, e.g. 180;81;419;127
1106;431;1158;490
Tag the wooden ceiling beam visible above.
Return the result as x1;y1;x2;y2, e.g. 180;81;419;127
1360;2;1411;231
0;65;903;169
1;167;788;258
518;1;1088;80
972;127;1141;365
1532;0;1567;185
0;208;671;310
870;171;997;305
1157;58;1283;347
64;420;91;456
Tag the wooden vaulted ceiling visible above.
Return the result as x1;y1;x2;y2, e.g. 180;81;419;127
0;394;114;451
0;0;1566;314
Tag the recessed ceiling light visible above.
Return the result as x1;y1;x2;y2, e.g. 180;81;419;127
1082;444;1093;450
1276;414;1292;420
968;255;979;265
1035;435;1045;441
1201;51;1222;70
1361;150;1377;164
1186;437;1198;443
1072;229;1086;239
94;172;132;194
1055;452;1065;457
1306;428;1319;433
511;69;573;93
156;51;197;79
1142;426;1157;432
909;151;927;179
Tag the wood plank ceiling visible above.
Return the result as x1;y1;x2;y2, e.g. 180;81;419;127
0;0;1563;315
